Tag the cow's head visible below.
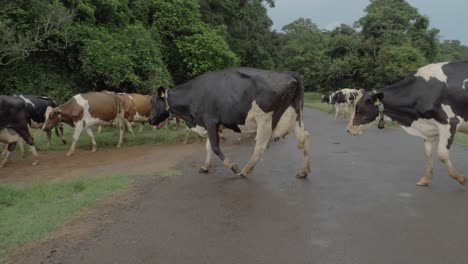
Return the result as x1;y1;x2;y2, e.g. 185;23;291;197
321;93;331;103
149;87;170;129
347;90;384;135
42;107;61;131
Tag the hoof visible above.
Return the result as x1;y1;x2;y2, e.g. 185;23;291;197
237;172;247;177
296;171;308;178
199;167;209;174
66;153;73;157
62;140;67;145
459;177;467;186
32;161;39;166
416;179;430;186
91;148;97;153
230;164;239;174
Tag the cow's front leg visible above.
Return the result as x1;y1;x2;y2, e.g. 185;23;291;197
45;129;52;148
416;139;435;186
56;124;67;144
86;127;97;152
0;143;15;167
238;112;273;177
334;104;339;120
125;120;135;136
117;123;125;148
437;124;466;185
199;139;213;173
206;123;238;174
67;122;83;156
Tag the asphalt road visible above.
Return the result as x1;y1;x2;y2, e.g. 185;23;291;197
17;108;468;264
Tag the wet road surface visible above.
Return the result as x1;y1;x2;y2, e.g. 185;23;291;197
15;109;468;264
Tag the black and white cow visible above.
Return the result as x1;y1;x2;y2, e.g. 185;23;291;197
0;96;39;167
321;91;333;103
330;88;360;120
149;67;311;178
347;61;468;187
14;94;66;146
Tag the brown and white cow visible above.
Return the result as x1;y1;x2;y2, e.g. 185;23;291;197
129;93;152;132
117;93;137;135
43;92;126;156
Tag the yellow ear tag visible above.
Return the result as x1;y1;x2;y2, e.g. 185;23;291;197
374;99;380;106
161;91;165;98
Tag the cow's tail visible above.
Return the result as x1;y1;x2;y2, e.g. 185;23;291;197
291;73;304;126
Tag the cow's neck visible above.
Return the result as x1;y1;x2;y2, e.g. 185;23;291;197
166;87;192;120
58;100;76;125
378;79;418;127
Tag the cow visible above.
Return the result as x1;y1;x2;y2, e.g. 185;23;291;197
321;91;333;103
42;92;126;156
14;94;66;147
0;96;39;167
149;67;310;178
347;61;468;187
330;88;360;120
117;93;136;135
129;93;152;132
98;93;152;134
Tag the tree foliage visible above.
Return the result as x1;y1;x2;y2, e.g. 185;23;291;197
1;0;467;99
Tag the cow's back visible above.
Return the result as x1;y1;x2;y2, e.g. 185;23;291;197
0;96;27;129
130;94;152;117
183;67;303;130
79;92;122;121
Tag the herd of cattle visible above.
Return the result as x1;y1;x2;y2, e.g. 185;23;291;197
1;61;468;187
0;92;156;167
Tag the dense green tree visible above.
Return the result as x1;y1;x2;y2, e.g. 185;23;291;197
199;0;277;69
437;40;468;62
277;18;327;91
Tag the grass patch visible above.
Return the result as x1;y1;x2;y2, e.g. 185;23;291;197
454;133;468;146
31;122;197;152
0;169;180;263
303;93;334;113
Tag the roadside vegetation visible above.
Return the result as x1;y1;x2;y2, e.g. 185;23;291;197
31;123;197;152
0;169;181;263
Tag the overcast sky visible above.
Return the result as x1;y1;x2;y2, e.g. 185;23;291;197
268;0;468;44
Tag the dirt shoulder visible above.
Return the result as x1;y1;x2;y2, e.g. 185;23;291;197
0;142;200;185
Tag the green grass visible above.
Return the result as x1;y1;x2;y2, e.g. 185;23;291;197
31;122;197;152
303;92;334;113
454;133;468;146
0;169;180;263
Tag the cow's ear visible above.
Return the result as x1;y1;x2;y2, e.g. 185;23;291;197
157;86;166;99
369;92;384;105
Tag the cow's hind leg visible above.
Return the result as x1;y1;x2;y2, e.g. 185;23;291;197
416;139;435;186
139;123;145;132
437;124;466;185
206;123;238;174
67;122;83;156
86;127;97;152
294;119;311;178
238;112;273;177
15;126;39;165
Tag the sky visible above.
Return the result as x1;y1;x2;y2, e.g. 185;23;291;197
268;0;468;45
